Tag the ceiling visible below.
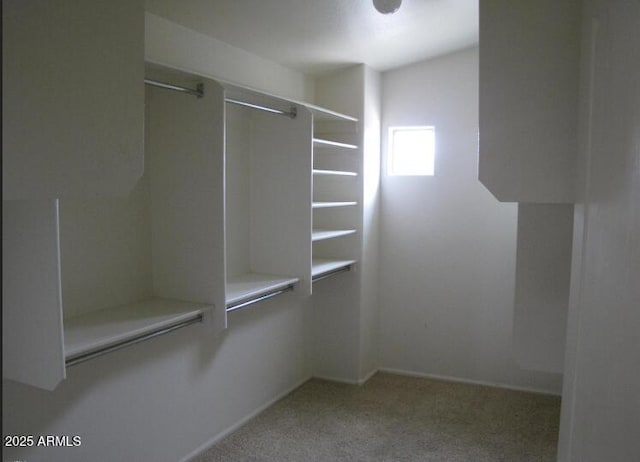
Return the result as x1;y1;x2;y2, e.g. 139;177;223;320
145;0;478;75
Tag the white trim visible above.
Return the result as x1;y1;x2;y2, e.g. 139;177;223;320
313;368;379;386
312;374;361;385
378;368;562;397
180;375;312;462
358;368;379;385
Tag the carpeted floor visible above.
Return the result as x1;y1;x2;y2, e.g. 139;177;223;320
194;373;561;461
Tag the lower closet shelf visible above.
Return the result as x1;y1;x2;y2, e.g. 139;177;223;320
226;273;299;312
64;298;208;366
312;259;356;281
312;229;357;242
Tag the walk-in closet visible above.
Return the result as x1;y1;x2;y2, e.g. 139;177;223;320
3;1;639;461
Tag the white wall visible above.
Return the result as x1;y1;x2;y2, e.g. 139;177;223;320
145;13;314;102
478;0;581;203
3;302;310;462
558;1;640;460
2;0;145;200
359;67;382;380
2;15;314;462
378;48;562;394
513;203;573;374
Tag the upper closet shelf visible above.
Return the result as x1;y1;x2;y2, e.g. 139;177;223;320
226;273;299;312
64;298;208;366
305;103;358;122
313;138;358;150
313;169;357;177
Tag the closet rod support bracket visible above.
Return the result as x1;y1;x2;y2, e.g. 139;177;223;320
195;83;204;98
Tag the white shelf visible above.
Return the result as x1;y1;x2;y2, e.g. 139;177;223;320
313;169;357;177
312;201;357;209
313;138;358;150
312;229;357;242
306;104;358;122
226;272;299;308
312;259;357;280
64;298;208;361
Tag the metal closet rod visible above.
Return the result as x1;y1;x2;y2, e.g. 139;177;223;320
144;78;204;98
226;284;295;313
65;313;204;368
312;265;352;283
143;78;297;118
225;98;297;119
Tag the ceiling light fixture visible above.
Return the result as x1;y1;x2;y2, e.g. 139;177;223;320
373;0;402;14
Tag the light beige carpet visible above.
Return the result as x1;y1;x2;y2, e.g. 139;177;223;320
194;373;561;461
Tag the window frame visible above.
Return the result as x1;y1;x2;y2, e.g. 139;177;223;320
386;125;436;177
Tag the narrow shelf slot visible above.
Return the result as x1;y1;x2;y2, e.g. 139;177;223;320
226;273;299;311
313;169;357;177
312;201;358;209
312;259;356;281
312;229;357;242
313;138;358;150
64;298;209;365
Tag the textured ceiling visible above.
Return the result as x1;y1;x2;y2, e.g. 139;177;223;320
145;0;478;75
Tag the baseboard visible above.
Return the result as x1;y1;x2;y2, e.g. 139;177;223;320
358;368;378;385
378;368;562;397
312;374;360;385
180;375;312;462
313;368;379;386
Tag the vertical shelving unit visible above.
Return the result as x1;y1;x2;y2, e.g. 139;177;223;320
60;76;227;367
2;60;364;390
308;106;360;283
2;70;227;390
223;85;313;312
308;65;379;385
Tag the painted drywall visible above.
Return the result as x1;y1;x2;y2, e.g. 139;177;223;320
378;48;563;394
513;203;573;374
359;67;382;380
478;0;581;203
558;1;640;460
2;0;144;200
145;13;314;102
2;300;310;462
2;15;314;462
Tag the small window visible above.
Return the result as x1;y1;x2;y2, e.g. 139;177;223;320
387;126;435;176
